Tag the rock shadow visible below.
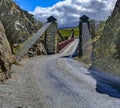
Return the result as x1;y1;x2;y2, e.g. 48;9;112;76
88;67;120;98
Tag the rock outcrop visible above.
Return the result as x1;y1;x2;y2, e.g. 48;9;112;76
100;0;120;58
27;39;47;57
0;0;46;56
0;0;37;51
92;0;120;76
0;20;12;81
0;0;47;81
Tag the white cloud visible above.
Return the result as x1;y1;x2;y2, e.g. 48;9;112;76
31;0;117;27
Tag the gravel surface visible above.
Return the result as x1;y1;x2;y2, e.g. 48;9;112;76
0;54;119;108
0;39;120;108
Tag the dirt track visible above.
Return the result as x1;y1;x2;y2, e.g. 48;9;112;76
0;39;120;108
0;54;119;108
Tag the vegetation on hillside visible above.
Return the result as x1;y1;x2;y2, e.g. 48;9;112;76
91;0;120;76
0;0;44;54
59;27;79;38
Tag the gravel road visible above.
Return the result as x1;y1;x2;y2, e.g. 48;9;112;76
0;54;120;108
0;39;120;108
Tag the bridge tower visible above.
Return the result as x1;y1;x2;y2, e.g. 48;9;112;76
79;15;93;63
45;16;58;54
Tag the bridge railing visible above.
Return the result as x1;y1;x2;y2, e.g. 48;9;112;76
68;29;74;39
57;38;75;52
16;16;75;60
57;29;75;52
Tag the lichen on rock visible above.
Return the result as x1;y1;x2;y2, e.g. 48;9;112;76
100;0;120;58
92;0;120;76
0;20;12;81
0;0;37;52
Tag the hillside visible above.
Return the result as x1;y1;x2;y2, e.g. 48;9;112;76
0;0;45;81
60;27;79;38
0;20;12;81
92;0;120;76
0;0;40;51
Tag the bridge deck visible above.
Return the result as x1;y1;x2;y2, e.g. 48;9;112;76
60;39;79;57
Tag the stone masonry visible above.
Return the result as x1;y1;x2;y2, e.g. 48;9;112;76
45;22;58;54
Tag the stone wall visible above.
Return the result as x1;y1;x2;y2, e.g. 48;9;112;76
45;22;58;54
82;23;92;63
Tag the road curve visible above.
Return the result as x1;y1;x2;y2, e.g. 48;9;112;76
22;55;120;108
35;55;120;108
0;39;120;108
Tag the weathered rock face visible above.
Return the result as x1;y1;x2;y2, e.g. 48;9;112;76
0;20;12;81
0;0;46;58
0;0;37;50
100;0;120;58
0;0;47;81
27;39;47;57
92;0;120;76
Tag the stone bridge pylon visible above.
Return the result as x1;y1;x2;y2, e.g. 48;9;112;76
79;15;93;63
16;16;63;60
45;16;58;54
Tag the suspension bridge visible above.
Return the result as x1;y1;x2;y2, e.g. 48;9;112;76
4;15;120;108
16;15;93;62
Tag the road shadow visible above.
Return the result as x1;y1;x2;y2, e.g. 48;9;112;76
88;67;120;98
60;51;79;58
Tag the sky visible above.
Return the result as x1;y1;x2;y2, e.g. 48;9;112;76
13;0;65;11
13;0;117;27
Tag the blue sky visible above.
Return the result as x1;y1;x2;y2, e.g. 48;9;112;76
13;0;64;11
13;0;117;27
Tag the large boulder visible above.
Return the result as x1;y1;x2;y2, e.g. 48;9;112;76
0;0;46;57
100;0;120;58
27;39;47;57
0;20;12;81
92;0;120;76
0;0;37;51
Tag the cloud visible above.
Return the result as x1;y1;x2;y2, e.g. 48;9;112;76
31;0;117;27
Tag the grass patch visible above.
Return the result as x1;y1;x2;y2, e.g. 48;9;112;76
59;27;79;38
13;34;33;54
13;44;23;54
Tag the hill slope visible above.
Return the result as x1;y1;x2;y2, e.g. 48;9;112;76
0;0;37;50
92;0;120;76
0;0;45;81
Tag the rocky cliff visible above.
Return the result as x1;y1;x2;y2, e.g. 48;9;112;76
92;0;120;76
0;20;12;81
0;0;47;54
100;0;120;58
0;0;37;51
0;0;47;81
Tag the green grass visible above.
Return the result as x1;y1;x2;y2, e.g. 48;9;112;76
13;34;33;54
59;27;79;38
